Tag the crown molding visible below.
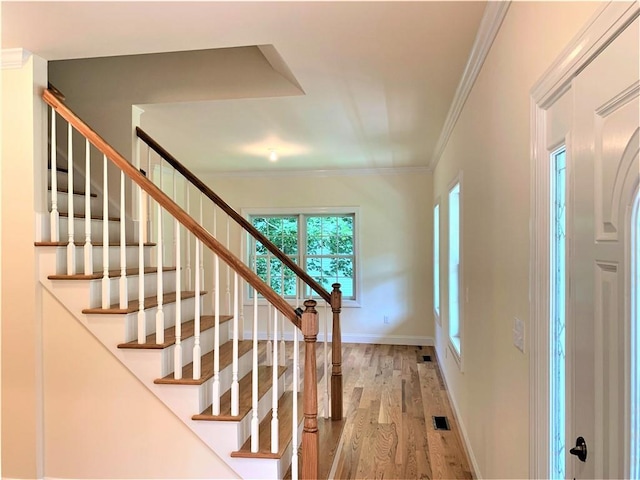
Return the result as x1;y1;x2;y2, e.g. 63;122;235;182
199;165;431;179
531;1;640;108
429;1;511;171
1;48;33;69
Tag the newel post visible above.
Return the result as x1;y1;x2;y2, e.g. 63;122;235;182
301;299;319;480
331;283;343;420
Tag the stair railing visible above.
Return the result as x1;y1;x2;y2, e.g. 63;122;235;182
136;127;343;421
43;88;321;478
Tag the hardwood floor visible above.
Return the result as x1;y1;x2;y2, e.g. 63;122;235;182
329;344;473;480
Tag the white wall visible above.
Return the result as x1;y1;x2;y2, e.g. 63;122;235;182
432;2;602;478
41;289;239;479
1;52;47;479
199;170;434;345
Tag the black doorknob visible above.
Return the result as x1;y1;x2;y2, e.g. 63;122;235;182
569;436;587;462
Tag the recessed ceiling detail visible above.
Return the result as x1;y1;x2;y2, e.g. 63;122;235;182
8;2;488;173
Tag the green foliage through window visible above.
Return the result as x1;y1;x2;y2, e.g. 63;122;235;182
250;213;356;300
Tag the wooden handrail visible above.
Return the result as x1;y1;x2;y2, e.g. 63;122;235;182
43;89;299;328
136;127;332;305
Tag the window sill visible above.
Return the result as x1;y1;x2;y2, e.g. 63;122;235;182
448;336;462;371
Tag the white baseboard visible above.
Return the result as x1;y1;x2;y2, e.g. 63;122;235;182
243;330;434;346
433;348;482;479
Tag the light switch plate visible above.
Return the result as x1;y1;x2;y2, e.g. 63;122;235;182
513;317;525;353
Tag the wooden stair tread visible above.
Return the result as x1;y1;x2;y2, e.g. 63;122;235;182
49;266;176;281
48;164;68;173
82;290;203;314
59;212;120;221
118;314;233;349
50;188;97;198
35;241;156;247
155;340;252;385
231;391;303;459
193;365;287;422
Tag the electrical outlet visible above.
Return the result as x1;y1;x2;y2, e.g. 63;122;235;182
383;315;390;324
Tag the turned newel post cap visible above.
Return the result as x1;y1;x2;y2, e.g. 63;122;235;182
303;299;317;312
302;299;318;336
331;283;342;312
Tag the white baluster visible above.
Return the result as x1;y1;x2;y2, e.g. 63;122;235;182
101;154;110;309
231;272;239;416
251;286;259;453
266;252;272;366
84;139;93;275
212;207;217;314
137;180;146;344
226;217;231;312
324;301;329;418
199;196;204;288
156;199;164;344
193;237;201;379
146;148;151;243
119;170;128;309
211;254;221;415
280;270;286;367
174;219;183;379
271;307;279;454
185;187;192;290
292;326;299;480
50;108;59;242
66;123;76;275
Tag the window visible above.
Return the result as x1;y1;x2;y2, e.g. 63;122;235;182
248;210;357;301
549;146;566;480
448;182;461;355
434;203;440;319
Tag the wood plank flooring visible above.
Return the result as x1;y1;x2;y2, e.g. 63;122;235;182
330;344;473;480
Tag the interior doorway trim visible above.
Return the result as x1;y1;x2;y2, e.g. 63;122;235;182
529;2;640;478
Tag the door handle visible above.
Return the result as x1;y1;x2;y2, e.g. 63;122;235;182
569;436;587;462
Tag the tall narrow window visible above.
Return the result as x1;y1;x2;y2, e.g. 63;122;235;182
448;183;461;354
630;190;640;478
434;203;440;319
550;146;567;480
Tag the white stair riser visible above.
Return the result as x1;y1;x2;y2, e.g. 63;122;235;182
151;347;253;417
88;269;178;308
48;170;83;192
194;370;287;451
59;216;124;244
121;298;199;341
163;319;233;372
52;244;153;274
49;191;101;217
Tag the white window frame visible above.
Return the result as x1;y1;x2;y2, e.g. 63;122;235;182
447;174;463;368
434;200;441;323
242;206;361;307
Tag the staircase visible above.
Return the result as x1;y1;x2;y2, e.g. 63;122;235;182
35;88;344;479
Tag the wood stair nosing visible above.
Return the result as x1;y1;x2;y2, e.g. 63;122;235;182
35;241;156;247
154;339;252;386
81;290;203;314
118;314;233;350
193;365;287;422
48;266;176;281
59;212;120;222
48;165;68;174
230;391;303;459
49;188;97;198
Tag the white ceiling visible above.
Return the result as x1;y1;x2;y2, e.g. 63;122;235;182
2;1;487;173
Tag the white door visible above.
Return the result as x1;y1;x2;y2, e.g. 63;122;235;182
569;16;639;479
